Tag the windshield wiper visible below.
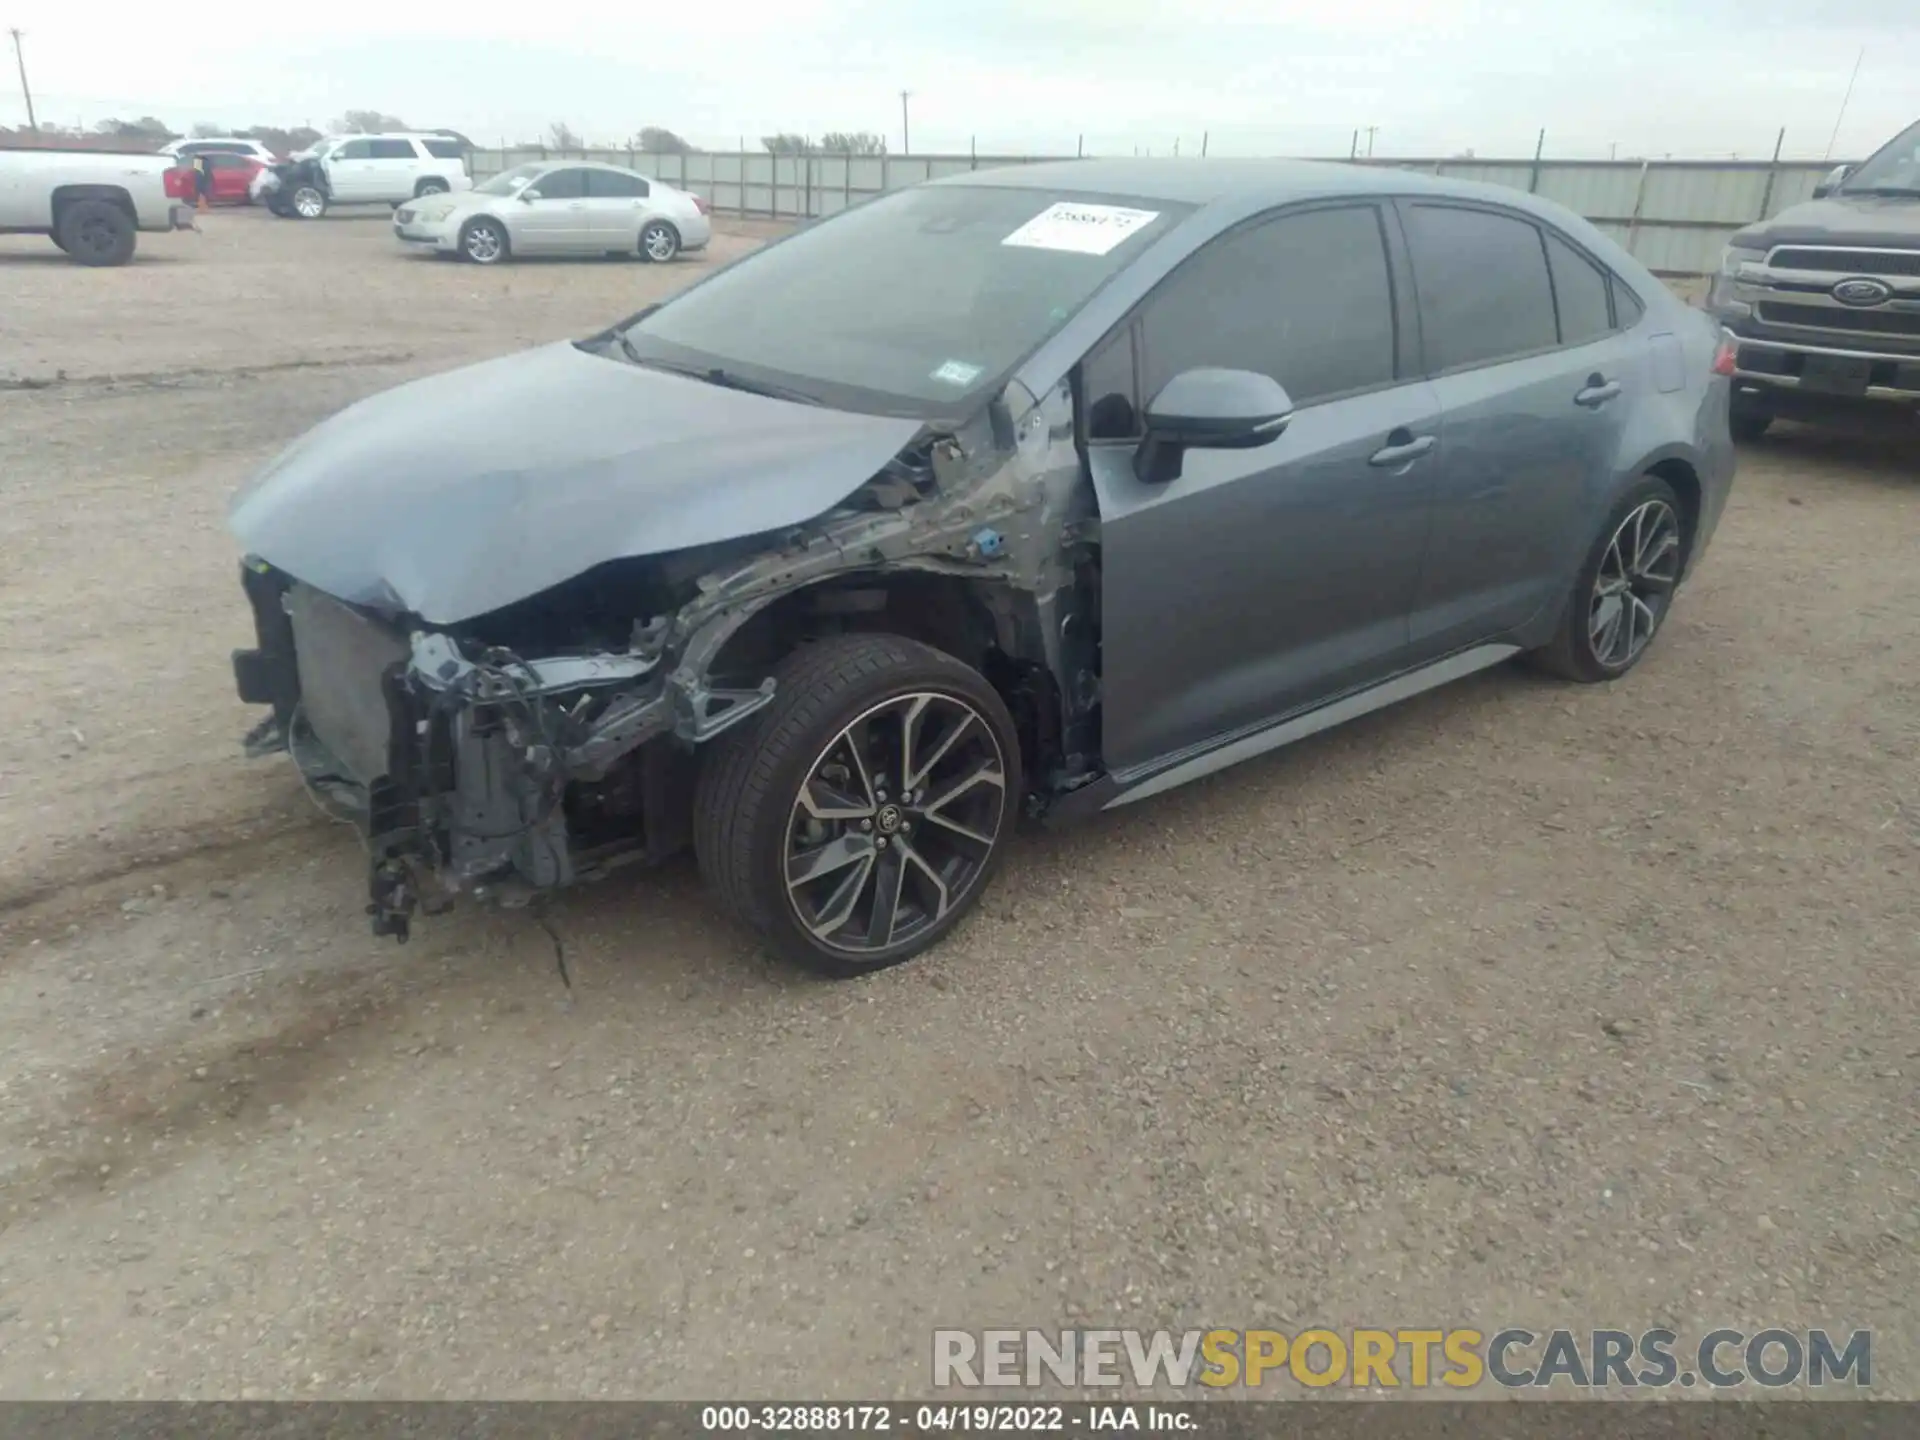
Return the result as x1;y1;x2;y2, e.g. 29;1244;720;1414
615;342;821;406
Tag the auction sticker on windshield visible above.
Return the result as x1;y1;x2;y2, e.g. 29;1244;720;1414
1002;202;1161;256
930;359;986;386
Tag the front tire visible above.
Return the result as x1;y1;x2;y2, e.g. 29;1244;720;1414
1730;394;1773;443
639;219;680;262
694;634;1023;978
1531;476;1685;683
290;185;327;220
459;217;509;264
56;199;136;266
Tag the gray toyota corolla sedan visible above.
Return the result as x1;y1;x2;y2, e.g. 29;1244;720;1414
228;158;1736;975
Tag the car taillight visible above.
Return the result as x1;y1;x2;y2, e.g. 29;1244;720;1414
691;194;710;216
1711;336;1738;377
164;166;194;199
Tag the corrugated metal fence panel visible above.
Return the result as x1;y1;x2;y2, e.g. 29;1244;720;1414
1532;166;1645;219
461;149;1857;272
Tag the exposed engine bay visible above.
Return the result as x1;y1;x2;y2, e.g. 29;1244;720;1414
230;362;1104;940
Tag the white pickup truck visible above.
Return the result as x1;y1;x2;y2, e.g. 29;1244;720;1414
0;146;198;265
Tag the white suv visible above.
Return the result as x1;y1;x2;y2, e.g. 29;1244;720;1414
313;134;472;208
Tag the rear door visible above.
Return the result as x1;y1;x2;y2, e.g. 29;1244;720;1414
584;168;650;250
1396;201;1639;653
1084;202;1441;775
365;138;423;202
511;166;593;251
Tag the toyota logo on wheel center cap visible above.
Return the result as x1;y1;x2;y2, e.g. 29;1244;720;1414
1832;277;1893;307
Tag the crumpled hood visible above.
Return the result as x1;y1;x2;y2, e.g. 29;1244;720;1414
1731;193;1920;250
228;342;924;623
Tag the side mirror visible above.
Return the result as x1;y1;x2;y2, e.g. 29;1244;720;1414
519;189;541;202
1133;367;1294;484
1812;163;1852;200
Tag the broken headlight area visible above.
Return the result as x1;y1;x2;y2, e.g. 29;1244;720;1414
230;559;772;942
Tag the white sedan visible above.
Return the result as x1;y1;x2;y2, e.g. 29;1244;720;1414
393;160;712;264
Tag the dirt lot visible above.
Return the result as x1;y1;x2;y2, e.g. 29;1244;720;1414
0;206;1915;1401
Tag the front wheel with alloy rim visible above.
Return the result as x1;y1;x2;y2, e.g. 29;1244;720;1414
1531;476;1686;683
290;185;327;220
694;634;1023;977
639;220;680;262
460;218;509;264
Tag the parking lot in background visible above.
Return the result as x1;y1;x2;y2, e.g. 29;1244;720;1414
0;206;1914;1397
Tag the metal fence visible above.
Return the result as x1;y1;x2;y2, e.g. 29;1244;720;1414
467;147;1849;277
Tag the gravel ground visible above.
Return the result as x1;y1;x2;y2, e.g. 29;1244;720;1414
0;206;1915;1401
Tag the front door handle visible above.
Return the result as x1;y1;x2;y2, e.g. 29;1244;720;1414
1575;375;1622;408
1368;431;1436;467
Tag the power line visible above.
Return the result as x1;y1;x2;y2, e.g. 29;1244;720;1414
8;28;36;132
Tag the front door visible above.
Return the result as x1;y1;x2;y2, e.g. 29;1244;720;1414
323;138;377;202
1395;201;1641;653
1084;202;1441;777
512;167;593;252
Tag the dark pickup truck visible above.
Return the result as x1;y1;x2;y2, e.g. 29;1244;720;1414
1708;118;1920;438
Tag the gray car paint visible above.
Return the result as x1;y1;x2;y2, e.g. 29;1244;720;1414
1728;192;1920;251
234;158;1732;863
227;341;922;623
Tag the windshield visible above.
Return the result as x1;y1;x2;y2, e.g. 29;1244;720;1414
476;164;544;197
1842;118;1920;193
619;184;1189;413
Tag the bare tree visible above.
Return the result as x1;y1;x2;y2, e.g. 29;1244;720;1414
549;121;584;150
635;125;690;153
819;130;885;155
761;132;813;155
333;110;407;135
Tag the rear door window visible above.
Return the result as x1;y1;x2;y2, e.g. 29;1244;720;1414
587;170;649;198
1403;204;1558;372
1137;204;1398;407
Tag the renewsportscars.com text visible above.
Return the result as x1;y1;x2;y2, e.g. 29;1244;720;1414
932;1327;1872;1391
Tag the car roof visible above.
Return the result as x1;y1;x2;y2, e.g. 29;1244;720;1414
933;156;1532;212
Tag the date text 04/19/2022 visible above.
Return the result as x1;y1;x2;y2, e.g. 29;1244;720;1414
699;1405;1197;1433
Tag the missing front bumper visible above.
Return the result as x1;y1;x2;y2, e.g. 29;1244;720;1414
229;560;774;941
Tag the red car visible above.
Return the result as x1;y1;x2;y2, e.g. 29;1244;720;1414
197;151;269;205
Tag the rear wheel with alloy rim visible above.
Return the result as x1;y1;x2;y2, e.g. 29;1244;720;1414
639;220;680;262
694;634;1022;977
1532;476;1685;682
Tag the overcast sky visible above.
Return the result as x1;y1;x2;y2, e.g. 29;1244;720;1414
4;0;1916;160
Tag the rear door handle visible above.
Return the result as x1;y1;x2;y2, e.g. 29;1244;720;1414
1368;432;1436;467
1575;376;1622;408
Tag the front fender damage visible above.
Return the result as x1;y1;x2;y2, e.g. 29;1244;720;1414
247;379;1096;941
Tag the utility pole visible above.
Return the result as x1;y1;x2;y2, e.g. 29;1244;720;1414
899;90;911;156
9;28;36;133
1364;125;1378;157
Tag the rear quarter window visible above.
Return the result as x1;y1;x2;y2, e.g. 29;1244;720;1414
423;139;464;160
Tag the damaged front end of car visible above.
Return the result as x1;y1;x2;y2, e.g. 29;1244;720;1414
229;363;1103;942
